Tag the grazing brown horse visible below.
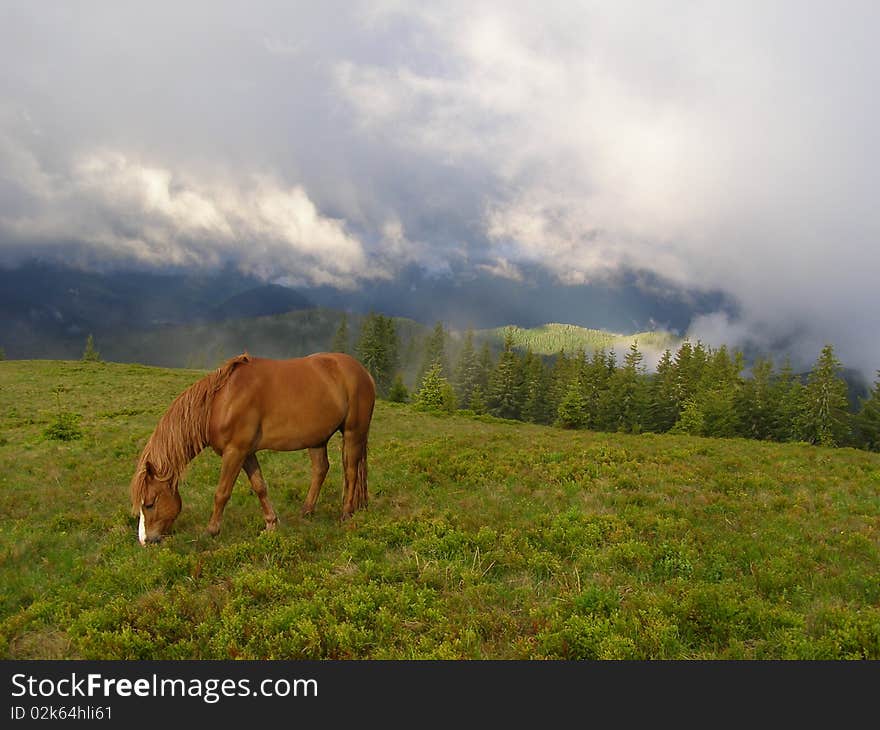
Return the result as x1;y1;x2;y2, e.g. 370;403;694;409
129;352;375;545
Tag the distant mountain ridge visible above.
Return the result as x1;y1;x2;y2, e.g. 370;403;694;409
0;260;716;360
0;263;310;359
210;285;312;321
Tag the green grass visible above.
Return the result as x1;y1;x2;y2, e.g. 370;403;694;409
1;359;878;659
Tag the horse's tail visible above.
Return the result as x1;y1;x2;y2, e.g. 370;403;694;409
353;439;368;511
342;436;369;513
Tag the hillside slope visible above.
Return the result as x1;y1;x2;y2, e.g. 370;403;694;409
477;322;678;355
0;360;878;659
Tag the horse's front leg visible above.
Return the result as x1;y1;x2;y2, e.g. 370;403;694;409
207;448;247;537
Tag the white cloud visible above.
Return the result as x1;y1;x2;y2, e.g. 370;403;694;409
1;148;386;289
2;2;880;374
334;1;880;374
476;257;523;282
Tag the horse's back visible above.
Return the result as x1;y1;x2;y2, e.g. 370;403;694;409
209;353;374;452
250;352;374;404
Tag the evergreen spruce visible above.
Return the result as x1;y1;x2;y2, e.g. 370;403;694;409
557;378;589;429
477;342;494;392
608;341;648;433
331;313;350;354
699;346;742;437
418;321;449;382
670;397;705;436
799;344;850;447
521;349;551;424
736;357;775;440
453;328;480;409
81;334;101;363
593;349;618;431
647;349;678;432
469;385;488;415
414;364;456;413
356;312;399;397
488;330;524;420
547;350;574;418
853;371;880;451
387;373;409;403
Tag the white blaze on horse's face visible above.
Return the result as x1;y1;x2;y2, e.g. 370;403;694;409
137;478;183;545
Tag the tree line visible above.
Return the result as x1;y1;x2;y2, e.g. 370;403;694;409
333;312;880;452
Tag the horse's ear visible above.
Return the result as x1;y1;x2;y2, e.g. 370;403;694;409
144;461;155;478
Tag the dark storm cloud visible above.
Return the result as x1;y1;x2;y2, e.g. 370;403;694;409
1;1;879;373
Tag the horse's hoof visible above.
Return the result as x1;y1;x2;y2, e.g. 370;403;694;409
300;506;314;518
340;511;353;522
206;524;220;537
265;518;278;532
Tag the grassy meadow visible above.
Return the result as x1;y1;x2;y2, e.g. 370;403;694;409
0;359;878;659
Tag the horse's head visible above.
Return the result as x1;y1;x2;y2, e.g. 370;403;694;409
131;462;182;545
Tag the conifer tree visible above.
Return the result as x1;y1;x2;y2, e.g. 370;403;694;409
608;341;648;433
594;349;619;431
556;378;589;429
387;373;409;403
769;358;805;441
453;328;480;409
853;371;880;451
356;312;399;397
799;344;850;447
488;330;524;420
414;363;456;413
548;350;574;418
699;388;739;438
469;385;488;415
418;321;449;382
647;349;678;432
699;346;742;438
670;397;706;436
477;342;493;391
736;357;775;440
521;348;551;424
673;340;709;410
81;334;101;362
331;313;350;354
672;339;694;410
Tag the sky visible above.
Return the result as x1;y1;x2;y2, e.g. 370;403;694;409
1;1;879;375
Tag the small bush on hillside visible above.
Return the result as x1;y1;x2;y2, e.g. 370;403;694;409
44;385;84;441
387;374;409;403
44;412;83;441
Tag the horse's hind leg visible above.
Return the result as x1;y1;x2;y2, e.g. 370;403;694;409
207;448;247;537
244;454;278;531
341;430;368;521
301;444;330;517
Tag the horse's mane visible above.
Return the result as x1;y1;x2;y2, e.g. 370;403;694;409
129;353;251;514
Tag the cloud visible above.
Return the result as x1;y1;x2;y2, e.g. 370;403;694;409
1;2;879;374
476;258;523;282
0;146;386;288
332;2;880;374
